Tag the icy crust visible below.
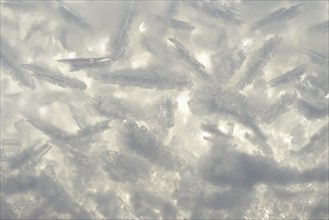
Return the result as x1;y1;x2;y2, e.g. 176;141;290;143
1;0;328;219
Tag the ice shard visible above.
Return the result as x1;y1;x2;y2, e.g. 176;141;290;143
1;37;35;89
64;120;110;147
237;36;282;89
1;0;32;9
9;143;52;171
269;64;306;87
93;68;192;90
56;0;92;30
169;18;195;31
189;86;267;140
110;0;134;61
156;96;177;129
252;3;303;30
20;63;87;90
168;37;209;80
1;54;36;89
68;104;87;129
57;56;111;72
22;113;69;140
262;90;297;124
228;48;247;80
189;1;241;25
301;49;329;67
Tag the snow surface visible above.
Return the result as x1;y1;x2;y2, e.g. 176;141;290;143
1;0;328;219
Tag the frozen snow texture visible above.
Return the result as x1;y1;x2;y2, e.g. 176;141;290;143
1;0;328;219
